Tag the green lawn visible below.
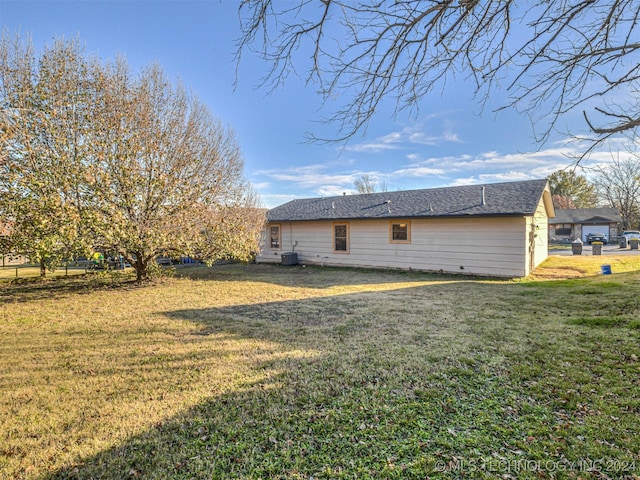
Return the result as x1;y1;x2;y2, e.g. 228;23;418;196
1;261;639;479
0;264;89;281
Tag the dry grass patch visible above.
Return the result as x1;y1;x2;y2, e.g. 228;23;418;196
532;254;640;279
0;265;88;282
1;263;639;479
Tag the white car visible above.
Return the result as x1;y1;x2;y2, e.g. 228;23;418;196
623;230;640;240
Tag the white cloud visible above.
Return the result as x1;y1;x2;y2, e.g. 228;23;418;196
391;166;447;177
450;171;535;185
343;141;400;153
478;171;537;182
259;193;298;209
255;164;358;189
442;125;461;143
407;131;441;146
316;185;352;197
529;165;567;177
401;147;586;179
254;139;634;206
344;118;462;153
379;131;404;144
450;177;481;186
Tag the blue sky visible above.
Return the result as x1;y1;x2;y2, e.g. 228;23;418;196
0;1;624;207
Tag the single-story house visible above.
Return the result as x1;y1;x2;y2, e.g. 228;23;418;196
0;220;26;267
549;208;621;243
257;179;554;277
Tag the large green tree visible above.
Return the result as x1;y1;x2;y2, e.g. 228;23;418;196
86;60;263;281
0;36;89;276
547;170;597;209
1;33;263;281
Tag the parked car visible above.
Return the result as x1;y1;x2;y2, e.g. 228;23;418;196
586;232;608;244
622;230;640;240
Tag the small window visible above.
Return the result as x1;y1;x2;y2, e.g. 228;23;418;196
333;223;349;253
555;224;572;236
269;225;281;249
390;221;411;243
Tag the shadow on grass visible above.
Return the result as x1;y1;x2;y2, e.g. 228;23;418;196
34;285;524;479
36;276;640;479
0;261;471;309
39;362;454;479
0;272;148;303
30;280;489;479
174;262;487;290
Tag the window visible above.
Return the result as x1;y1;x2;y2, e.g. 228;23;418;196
333;223;349;253
269;225;281;249
390;221;411;243
555;224;572;236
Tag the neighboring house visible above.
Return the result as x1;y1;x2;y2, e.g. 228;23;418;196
549;208;622;243
0;220;26;267
257;179;554;278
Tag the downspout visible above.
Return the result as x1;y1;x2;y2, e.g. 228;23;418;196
289;223;295;252
528;220;536;275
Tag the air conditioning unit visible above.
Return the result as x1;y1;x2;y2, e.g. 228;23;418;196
281;252;298;266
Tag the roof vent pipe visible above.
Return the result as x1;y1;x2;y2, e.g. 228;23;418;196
481;186;486;206
332;201;335;209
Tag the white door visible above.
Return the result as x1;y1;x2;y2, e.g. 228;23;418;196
582;225;610;242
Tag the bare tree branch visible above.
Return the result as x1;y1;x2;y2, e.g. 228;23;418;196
593;153;640;229
236;0;640;154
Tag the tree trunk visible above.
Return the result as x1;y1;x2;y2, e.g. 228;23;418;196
134;256;149;282
40;259;46;278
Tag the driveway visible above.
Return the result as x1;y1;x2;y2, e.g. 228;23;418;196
549;243;640;256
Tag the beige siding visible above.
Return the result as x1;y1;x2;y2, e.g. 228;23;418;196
258;216;534;277
531;196;550;273
1;254;27;266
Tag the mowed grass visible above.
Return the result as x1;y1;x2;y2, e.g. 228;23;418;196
0;265;88;281
532;253;640;279
1;259;639;479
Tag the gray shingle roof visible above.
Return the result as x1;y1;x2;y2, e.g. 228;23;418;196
550;208;621;224
267;179;550;222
